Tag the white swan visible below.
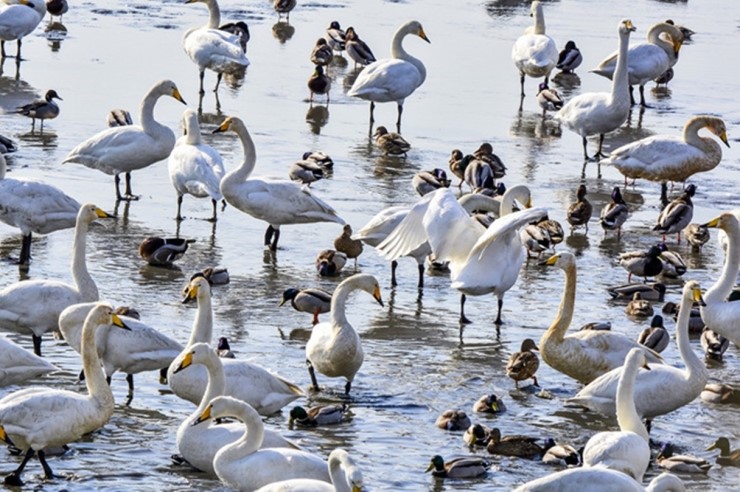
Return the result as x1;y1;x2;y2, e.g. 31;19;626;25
172;342;296;475
0;335;56;387
717;209;740;253
62;80;186;201
195;396;331;491
183;0;249;95
701;213;740;346
555;19;635;161
347;20;430;132
511;1;558;102
0;0;45;59
213;116;344;251
514;466;684;492
0;303;128;486
538;252;662;384
306;273;383;395
592;22;683;107
603;116;730;203
168;108;225;221
254;448;363;492
0;203;108;356
58;302;183;405
581;348;651;481
0;152;80;265
167;275;304;415
377;186;546;325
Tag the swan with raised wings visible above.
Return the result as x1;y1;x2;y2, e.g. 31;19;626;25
0;303;128;486
347;20;430;132
0;153;80;266
62;80;186;201
555;19;635;161
538;252;662;384
167;275;303;415
254;448;363;492
0;336;56;387
511;1;558;106
195;396;331;490
0;204;108;356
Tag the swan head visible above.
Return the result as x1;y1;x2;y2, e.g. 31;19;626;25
78;203;111;224
619;19;637;35
181;108;200;139
683;280;706;307
625;347;651;372
702;212;738;232
330;449;363;492
401;20;430;44
212;116;245;134
173;342;214;374
347;273;383;307
182;274;211;304
89;302;131;331
541;251;576;270
702;117;730;148
153;79;186;106
192;395;252;426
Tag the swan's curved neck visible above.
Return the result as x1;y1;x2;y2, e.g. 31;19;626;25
80;316;113;407
611;28;631;102
646;24;675;60
532;6;546;35
329;454;352;492
139;91;166;136
683;118;720;155
195;351;226;415
0;157;6;180
189;292;214;346
675;289;706;384
646;474;687;492
458;194;499;215
330;282;357;330
71;218;98;301
204;0;221;29
218;401;263;463
542;263;576;343
222;122;256;190
615;353;649;442
390;26;426;85
705;218;740;303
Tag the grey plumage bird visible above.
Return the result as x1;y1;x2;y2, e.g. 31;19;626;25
15;90;62;131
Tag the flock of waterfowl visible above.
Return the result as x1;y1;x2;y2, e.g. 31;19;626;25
0;0;737;490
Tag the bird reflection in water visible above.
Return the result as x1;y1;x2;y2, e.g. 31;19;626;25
550;71;581;97
272;21;295;44
44;22;68;52
306;104;329;134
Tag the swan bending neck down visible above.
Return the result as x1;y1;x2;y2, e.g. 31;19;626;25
514;466;685;492
195;396;331;491
701;213;740;346
0;303;128;486
254;448;363;492
214;116;344;251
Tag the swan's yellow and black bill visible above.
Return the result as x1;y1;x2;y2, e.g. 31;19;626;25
702;216;721;228
623;20;636;32
373;285;384;307
418;26;431;44
692;286;706;307
94;207;111;219
543;254;560;266
171;88;187;105
182;283;199;304
173;351;194;374
111;313;131;330
719;131;730;148
352;485;363;492
0;425;14;447
192;403;213;426
213;118;232;134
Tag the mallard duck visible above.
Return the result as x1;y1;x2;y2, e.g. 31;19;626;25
473;143;506;179
463;156;498;193
374;126;410;156
473;394;506;414
536;81;563;116
556;40;582;73
701;384;740;405
289;404;348;427
567;184;593;230
538;216;564;246
542;439;581;466
347;20;430;132
662;301;704;334
426;455;490;479
217;337;235;358
345;26;376;68
272;0;296;20
308;65;331;102
201;266;230;285
654;184;696;243
139;237;195;266
302;151;334;170
707;437;740;467
316;249;347;277
607;282;666;301
665;19;694;40
637;315;669;353
310;38;332;66
602;116;729;205
0;134;18;154
280;287;332;325
464;424;492;447
592;22;682;107
555;20;635;161
0;1;45;60
578;321;612;331
45;0;68;21
334;224;363;267
435;409;471;431
626;292;653;318
600;186;629;238
619;245;664;282
324;21;346;54
412;168;451;196
520;221;551;259
657;443;711;474
506;338;540;389
14;89;62;131
288;157;324;185
448;149;470;188
685;223;710;249
511;1;558;105
487;428;543;458
658;243;687;278
700;329;728;361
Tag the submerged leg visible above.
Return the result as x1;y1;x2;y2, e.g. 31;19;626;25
114;174;123;201
629;85;635;106
5;448;35;485
460;294;472;324
638;85;650;108
494;298;504;325
660;182;669;209
270;228;280;251
306;359;319;391
125;374;134;406
176;195;184;221
344;380;352;395
390;260;398;288
369;101;375;128
19;233;32;265
595;134;607;159
417;263;425;289
312;308;320;326
519;73;526;98
214;72;223;93
32;334;42;357
15;39;22;61
209;199;218;222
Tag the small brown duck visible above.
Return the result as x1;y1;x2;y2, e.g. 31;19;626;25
15;89;62;131
139;237;195;266
308;65;331;103
302;151;334;170
707;437;740;467
463;423;493;447
473;394;506;414
279;287;332;325
374;126;410;156
310;38;333;66
701;384;740;405
426;455;490;478
506;338;539;389
685;223;710;249
600;186;629;239
626;292;653;317
472;143;506;179
700;328;729;361
566;184;593;231
435;409;471;431
637;315;669;353
448;149;472;188
288;403;348;427
316;249;347;276
486;428;543;458
273;0;296;20
654;184;696;243
334;224;363;268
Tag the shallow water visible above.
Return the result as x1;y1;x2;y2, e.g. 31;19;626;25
0;0;738;490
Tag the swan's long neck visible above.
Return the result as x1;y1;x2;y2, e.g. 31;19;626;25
532;5;546;35
705;217;740;303
184;117;203;146
139;91;166;137
221;122;257;191
646;24;676;62
188;291;214;346
458;194;499;215
0;156;6;180
542;263;576;344
330;281;355;330
683;118;722;159
610;28;631;104
329;453;352;492
204;0;221;29
195;351;226;415
390;25;426;85
615;352;649;442
71;217;98;301
80;315;113;408
675;288;707;385
217;401;263;464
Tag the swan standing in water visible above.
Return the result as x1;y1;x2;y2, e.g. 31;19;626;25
700;213;740;346
172;343;297;475
0;204;109;356
0;0;45;59
195;396;331;490
306;274;383;395
0;336;56;387
0;303;129;486
167;275;304;415
213;116;344;251
0;152;80;266
62;80;186;201
555;19;635;162
514;465;684;491
168;108;225;221
347;20;430;132
254;448;362;492
511;1;558;109
538;252;662;384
